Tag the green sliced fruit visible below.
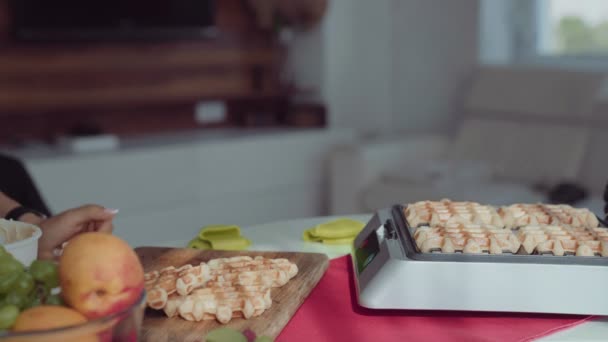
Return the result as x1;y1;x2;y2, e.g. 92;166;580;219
206;327;247;342
0;305;19;330
255;337;274;342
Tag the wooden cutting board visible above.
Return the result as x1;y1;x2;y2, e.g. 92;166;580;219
135;247;330;342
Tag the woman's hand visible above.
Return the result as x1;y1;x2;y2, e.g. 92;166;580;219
34;205;118;260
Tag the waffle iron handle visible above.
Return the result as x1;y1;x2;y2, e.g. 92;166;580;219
353;212;382;249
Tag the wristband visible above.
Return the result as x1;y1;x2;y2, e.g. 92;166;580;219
4;206;47;221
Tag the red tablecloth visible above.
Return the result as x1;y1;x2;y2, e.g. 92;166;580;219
278;255;593;342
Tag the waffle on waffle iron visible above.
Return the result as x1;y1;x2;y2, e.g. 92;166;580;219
499;203;600;229
414;223;521;254
405;199;505;228
144;256;298;324
405;199;608;257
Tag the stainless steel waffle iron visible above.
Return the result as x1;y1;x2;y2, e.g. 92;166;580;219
351;205;608;315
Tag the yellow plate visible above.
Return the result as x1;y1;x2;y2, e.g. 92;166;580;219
303;218;364;245
188;238;211;250
198;225;242;240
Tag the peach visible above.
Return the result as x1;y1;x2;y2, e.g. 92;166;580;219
59;232;144;319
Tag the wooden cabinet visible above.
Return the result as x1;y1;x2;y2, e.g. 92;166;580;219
0;0;293;144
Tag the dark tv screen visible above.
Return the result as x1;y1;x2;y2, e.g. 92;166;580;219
10;0;216;41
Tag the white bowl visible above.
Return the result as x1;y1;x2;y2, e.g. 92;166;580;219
0;219;42;266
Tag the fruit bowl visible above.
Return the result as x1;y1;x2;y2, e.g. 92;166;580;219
0;290;146;342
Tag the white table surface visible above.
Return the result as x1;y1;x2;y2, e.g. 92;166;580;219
152;214;608;342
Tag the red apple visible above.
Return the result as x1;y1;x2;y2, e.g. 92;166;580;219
59;232;144;319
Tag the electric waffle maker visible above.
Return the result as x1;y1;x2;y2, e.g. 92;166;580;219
351;203;608;315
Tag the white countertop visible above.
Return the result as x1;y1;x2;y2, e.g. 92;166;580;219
151;214;608;342
2;128;329;161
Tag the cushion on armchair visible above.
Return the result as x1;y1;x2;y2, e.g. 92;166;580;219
361;176;545;212
380;158;498;185
451;118;588;187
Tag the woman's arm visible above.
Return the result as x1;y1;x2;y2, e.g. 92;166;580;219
0;191;20;217
36;205;117;260
1;191;117;260
0;191;44;225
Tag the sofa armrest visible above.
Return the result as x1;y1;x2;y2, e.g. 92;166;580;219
327;134;450;215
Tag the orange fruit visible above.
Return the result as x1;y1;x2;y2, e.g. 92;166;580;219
10;306;97;342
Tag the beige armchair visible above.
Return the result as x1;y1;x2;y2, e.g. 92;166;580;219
328;65;607;215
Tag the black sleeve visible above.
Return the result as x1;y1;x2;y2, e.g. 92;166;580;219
604;181;608;219
0;154;52;217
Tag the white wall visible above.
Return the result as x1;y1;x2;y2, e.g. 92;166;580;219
289;0;480;136
322;0;395;136
284;24;325;102
13;129;355;247
390;0;479;134
479;0;515;65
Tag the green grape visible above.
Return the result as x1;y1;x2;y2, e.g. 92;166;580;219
0;272;20;295
24;295;41;309
29;260;59;289
45;294;63;306
4;291;27;310
255;337;274;342
22;284;48;309
13;272;34;296
36;283;50;300
0;305;19;330
0;255;25;277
